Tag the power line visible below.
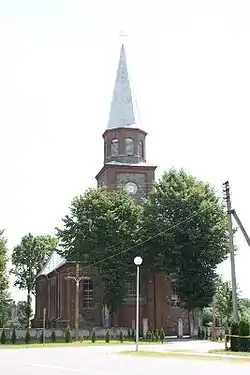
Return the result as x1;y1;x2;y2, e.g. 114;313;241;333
80;206;206;271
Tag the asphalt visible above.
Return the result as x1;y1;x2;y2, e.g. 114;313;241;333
1;341;250;374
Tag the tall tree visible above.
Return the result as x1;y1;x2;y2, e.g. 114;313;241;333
215;279;245;327
57;188;143;313
0;229;8;293
142;168;229;311
16;300;33;328
0;291;11;327
0;229;9;327
11;234;57;326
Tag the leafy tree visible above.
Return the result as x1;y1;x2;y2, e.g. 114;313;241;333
16;300;33;328
242;298;250;308
215;279;244;328
57;188;143;313
142;169;229;311
202;307;213;326
0;230;8;293
11;233;57;327
0;291;11;327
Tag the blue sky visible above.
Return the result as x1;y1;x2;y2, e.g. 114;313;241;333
0;0;250;302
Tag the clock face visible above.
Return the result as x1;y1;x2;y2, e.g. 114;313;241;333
125;182;138;195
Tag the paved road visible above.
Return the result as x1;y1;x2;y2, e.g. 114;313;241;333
1;341;250;374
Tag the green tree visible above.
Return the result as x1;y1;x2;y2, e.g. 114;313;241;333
16;300;33;328
142;169;229;311
215;279;243;328
11;234;57;327
57;188;142;313
0;230;8;291
0;291;11;327
202;307;213;326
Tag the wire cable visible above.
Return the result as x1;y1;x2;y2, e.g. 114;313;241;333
82;206;206;270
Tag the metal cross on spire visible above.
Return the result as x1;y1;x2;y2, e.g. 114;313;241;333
119;30;128;39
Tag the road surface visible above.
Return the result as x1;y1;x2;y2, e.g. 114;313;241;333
0;341;250;374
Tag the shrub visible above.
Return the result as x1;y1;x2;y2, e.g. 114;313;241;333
151;330;155;342
39;331;44;344
146;329;151;342
65;326;72;343
148;329;153;342
131;328;135;342
119;328;124;343
0;328;7;344
154;329;159;341
230;321;239;352
127;329;131;340
225;327;230;343
159;327;165;343
238;320;250;352
25;329;31;344
51;329;56;343
91;328;97;343
11;328;17;344
204;328;208;340
105;329;110;343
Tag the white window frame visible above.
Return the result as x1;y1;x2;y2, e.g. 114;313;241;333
83;277;93;309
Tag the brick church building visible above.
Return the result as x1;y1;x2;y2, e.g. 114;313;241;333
33;43;194;336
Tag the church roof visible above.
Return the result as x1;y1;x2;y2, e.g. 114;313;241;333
107;44;141;130
37;249;66;277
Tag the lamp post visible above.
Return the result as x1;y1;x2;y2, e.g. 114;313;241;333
134;256;143;352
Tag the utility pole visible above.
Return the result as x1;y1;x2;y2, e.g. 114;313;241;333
223;181;238;321
65;263;84;340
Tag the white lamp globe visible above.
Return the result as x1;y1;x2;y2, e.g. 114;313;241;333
134;256;143;266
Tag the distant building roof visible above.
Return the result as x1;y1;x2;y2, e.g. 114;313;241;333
37;249;66;277
107;44;141;130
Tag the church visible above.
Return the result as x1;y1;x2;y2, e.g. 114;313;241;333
32;43;193;336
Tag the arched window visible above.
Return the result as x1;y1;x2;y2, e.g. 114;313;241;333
111;139;119;156
125;138;134;156
83;278;93;308
138;140;144;158
104;142;108;159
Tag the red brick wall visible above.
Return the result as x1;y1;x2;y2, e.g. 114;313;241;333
118;272;190;336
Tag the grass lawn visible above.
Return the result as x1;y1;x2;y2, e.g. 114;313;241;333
0;340;166;349
120;350;250;362
209;349;250;357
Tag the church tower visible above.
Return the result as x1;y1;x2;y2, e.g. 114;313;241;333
95;44;157;197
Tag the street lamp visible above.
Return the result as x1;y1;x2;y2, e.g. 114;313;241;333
134;256;143;352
